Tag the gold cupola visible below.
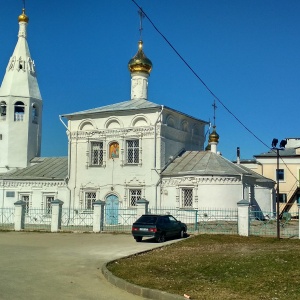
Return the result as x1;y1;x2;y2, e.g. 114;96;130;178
128;40;152;74
18;8;29;23
208;126;220;144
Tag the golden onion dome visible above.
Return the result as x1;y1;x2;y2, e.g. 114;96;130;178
128;40;152;74
208;126;219;144
205;144;211;151
18;8;29;23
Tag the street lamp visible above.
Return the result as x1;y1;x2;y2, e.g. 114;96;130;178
271;138;287;239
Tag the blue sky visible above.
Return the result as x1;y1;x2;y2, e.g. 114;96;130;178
0;1;299;161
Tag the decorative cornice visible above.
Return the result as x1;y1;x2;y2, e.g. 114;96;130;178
71;126;156;140
162;176;240;186
1;180;67;188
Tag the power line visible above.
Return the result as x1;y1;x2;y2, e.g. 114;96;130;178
131;0;270;150
130;0;299;185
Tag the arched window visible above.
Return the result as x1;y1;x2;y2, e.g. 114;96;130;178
32;104;38;124
0;101;7;120
14;101;25;121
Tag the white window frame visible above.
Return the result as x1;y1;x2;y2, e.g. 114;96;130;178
44;195;55;215
126;139;139;164
90;141;104;166
20;194;30;214
181;188;193;208
84;191;97;210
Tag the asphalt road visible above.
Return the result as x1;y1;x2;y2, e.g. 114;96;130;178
0;232;173;300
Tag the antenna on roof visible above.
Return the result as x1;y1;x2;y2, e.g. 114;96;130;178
138;8;145;40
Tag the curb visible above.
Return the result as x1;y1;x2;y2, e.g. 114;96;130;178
102;260;184;300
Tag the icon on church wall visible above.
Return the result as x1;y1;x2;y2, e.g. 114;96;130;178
109;142;119;159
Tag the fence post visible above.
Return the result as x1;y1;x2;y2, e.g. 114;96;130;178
237;199;250;236
51;199;64;232
14;200;26;231
298;204;300;240
93;200;105;233
136;198;149;219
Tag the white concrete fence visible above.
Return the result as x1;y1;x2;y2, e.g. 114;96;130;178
12;199;300;238
13;198;150;233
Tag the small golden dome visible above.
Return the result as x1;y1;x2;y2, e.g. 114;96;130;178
208;126;219;144
205;144;211;151
18;8;29;23
128;40;152;74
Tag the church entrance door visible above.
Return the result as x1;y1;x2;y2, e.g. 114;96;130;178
105;194;119;225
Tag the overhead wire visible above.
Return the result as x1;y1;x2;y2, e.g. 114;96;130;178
130;0;300;186
131;0;269;150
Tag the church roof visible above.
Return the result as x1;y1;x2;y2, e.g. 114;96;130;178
0;157;68;180
162;151;274;183
62;99;208;123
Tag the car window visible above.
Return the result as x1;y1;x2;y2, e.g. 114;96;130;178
169;216;177;222
164;216;171;224
136;216;158;224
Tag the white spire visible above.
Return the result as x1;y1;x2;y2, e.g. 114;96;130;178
0;9;43;172
0;9;41;100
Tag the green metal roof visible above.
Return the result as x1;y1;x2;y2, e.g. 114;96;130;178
0;157;68;180
162;151;274;183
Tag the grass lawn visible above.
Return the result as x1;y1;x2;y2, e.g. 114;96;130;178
107;235;300;300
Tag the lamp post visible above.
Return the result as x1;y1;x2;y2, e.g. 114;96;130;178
271;138;286;239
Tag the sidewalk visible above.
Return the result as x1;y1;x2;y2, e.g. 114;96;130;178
0;232;178;300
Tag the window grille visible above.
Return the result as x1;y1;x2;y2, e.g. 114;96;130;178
21;195;30;213
276;169;284;181
129;189;141;206
45;196;54;214
182;188;193;208
85;192;96;210
126;140;139;164
91;142;103;166
278;193;287;203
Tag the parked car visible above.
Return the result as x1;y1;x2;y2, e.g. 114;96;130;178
132;214;187;243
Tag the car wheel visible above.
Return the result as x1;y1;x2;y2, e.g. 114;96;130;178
156;233;166;243
179;229;185;238
135;237;142;242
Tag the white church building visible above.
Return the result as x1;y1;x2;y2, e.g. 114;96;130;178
0;9;275;215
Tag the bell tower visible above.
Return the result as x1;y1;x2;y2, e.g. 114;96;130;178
0;8;42;173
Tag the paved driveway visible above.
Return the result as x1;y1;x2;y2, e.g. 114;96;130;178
0;232;174;300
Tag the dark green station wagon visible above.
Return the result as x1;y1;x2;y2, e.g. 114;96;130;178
132;214;187;243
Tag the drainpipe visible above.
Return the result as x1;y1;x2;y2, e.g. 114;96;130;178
153;106;164;209
73;132;78;214
155;177;161;210
1;180;4;223
154;105;164;169
59;115;72;221
241;174;244;199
